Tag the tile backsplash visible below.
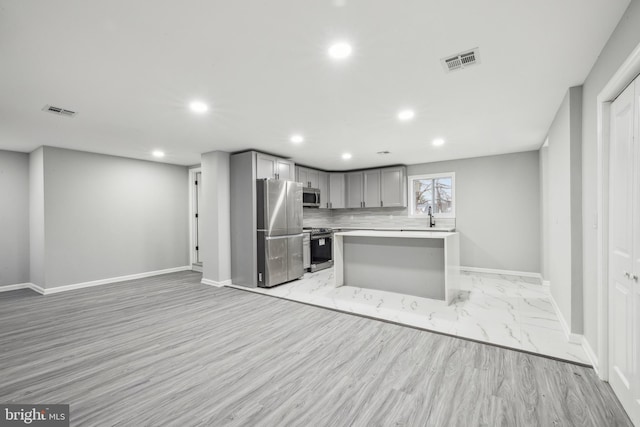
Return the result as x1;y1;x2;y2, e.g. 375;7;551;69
302;207;455;230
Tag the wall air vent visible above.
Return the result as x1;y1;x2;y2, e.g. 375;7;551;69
42;105;77;117
441;48;480;73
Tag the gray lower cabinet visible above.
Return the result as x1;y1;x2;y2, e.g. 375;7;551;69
329;173;346;209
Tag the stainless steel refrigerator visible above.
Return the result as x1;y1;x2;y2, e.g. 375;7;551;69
256;179;304;287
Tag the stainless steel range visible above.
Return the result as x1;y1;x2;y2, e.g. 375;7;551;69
307;227;334;272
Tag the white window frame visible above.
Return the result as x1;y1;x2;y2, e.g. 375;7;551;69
407;172;456;218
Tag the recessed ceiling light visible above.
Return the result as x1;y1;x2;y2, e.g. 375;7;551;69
290;134;304;144
328;42;353;60
152;150;165;158
432;138;445;146
189;101;209;114
342;153;352;160
397;109;415;121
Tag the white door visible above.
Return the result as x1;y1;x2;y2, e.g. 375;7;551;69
633;76;640;423
609;79;639;424
195;172;202;263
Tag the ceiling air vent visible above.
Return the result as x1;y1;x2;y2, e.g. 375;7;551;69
441;48;480;73
42;105;77;117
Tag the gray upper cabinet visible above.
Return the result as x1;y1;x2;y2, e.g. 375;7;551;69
296;166;320;188
346;172;364;208
277;159;295;180
257;153;295;180
318;171;330;209
296;164;405;210
329;173;346;209
363;170;381;208
380;167;406;207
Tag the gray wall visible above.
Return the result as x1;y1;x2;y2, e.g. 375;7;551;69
42;147;189;288
545;87;583;334
29;147;45;287
407;151;540;273
201;151;231;284
0;150;30;286
581;0;640;356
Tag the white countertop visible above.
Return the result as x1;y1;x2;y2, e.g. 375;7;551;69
334;230;458;239
331;226;455;232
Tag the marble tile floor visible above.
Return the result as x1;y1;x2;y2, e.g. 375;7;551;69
227;269;589;365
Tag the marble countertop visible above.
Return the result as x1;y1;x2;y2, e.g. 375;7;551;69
334;230;458;239
329;226;456;232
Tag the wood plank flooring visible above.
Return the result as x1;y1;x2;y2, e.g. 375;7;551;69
0;271;632;426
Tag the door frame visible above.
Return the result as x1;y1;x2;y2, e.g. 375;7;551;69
188;167;202;268
596;42;640;381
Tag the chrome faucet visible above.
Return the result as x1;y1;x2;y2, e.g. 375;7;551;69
428;206;435;228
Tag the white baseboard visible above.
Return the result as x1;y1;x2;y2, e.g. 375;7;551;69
40;266;192;295
582;336;600;374
28;283;45;294
201;278;231;288
0;282;46;295
460;266;542;282
0;283;33;293
542;280;550;287
547;290;583;344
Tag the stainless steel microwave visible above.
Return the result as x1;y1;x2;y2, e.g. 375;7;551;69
302;187;321;208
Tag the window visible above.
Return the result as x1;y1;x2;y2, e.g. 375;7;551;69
408;173;455;218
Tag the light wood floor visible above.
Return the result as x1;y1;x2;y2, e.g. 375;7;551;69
0;271;632;426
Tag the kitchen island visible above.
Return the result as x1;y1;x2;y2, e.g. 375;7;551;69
334;230;460;305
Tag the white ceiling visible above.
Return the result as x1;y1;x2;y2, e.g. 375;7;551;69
0;0;630;169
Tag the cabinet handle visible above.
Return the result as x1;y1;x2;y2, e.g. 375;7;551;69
633;274;639;281
624;271;631;278
381;201;383;207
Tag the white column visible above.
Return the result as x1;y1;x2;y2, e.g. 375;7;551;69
200;151;231;286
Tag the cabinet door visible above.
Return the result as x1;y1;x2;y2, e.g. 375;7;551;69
297;167;308;186
380;167;407;207
363;170;381;208
277;159;295;180
329;173;346;209
308;169;320;188
256;154;276;179
318;171;330;209
346;172;364;208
